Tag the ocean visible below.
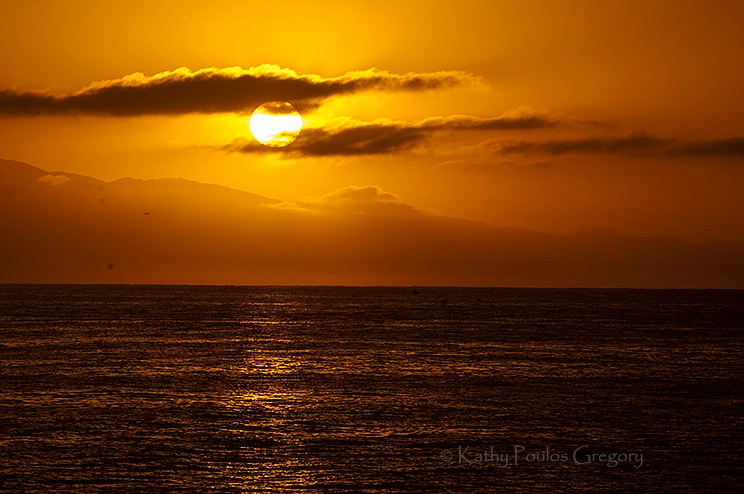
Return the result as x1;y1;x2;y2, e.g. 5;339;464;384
0;285;742;492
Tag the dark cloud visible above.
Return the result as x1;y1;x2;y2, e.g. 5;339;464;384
226;125;424;156
422;114;557;131
225;114;556;157
495;133;744;159
255;101;299;116
497;133;673;155
0;65;478;117
673;137;744;158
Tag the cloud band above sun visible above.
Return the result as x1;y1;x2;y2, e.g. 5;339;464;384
0;65;480;117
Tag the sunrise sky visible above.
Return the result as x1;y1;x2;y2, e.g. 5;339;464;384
1;0;743;286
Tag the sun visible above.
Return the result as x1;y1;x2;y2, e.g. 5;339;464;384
249;101;302;147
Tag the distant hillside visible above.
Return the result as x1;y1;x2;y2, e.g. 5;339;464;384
1;158;743;287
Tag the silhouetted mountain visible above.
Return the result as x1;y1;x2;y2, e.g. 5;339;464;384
1;158;742;287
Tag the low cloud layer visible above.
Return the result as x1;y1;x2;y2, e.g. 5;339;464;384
310;185;402;206
0;65;478;117
227;114;556;156
495;133;744;159
268;185;412;214
36;174;72;186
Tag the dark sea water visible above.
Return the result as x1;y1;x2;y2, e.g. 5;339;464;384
0;285;742;493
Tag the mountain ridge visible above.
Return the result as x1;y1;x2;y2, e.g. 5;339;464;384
1;158;742;287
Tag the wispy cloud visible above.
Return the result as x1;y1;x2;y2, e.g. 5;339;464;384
267;185;412;214
0;65;479;117
673;137;744;158
36;174;72;186
225;114;556;157
310;185;402;206
495;133;744;159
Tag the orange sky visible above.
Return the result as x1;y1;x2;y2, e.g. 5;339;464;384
1;1;743;285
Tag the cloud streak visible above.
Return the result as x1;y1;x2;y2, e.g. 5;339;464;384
36;174;72;186
495;133;744;159
268;185;411;214
308;185;403;207
673;137;744;158
0;65;479;117
225;114;556;156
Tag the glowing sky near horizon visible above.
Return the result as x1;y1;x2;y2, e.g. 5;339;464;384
1;0;743;245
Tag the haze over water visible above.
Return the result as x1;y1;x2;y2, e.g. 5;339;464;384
1;285;742;492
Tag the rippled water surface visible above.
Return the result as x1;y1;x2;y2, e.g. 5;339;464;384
1;285;742;492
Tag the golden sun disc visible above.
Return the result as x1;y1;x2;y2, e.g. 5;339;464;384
249;101;302;147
